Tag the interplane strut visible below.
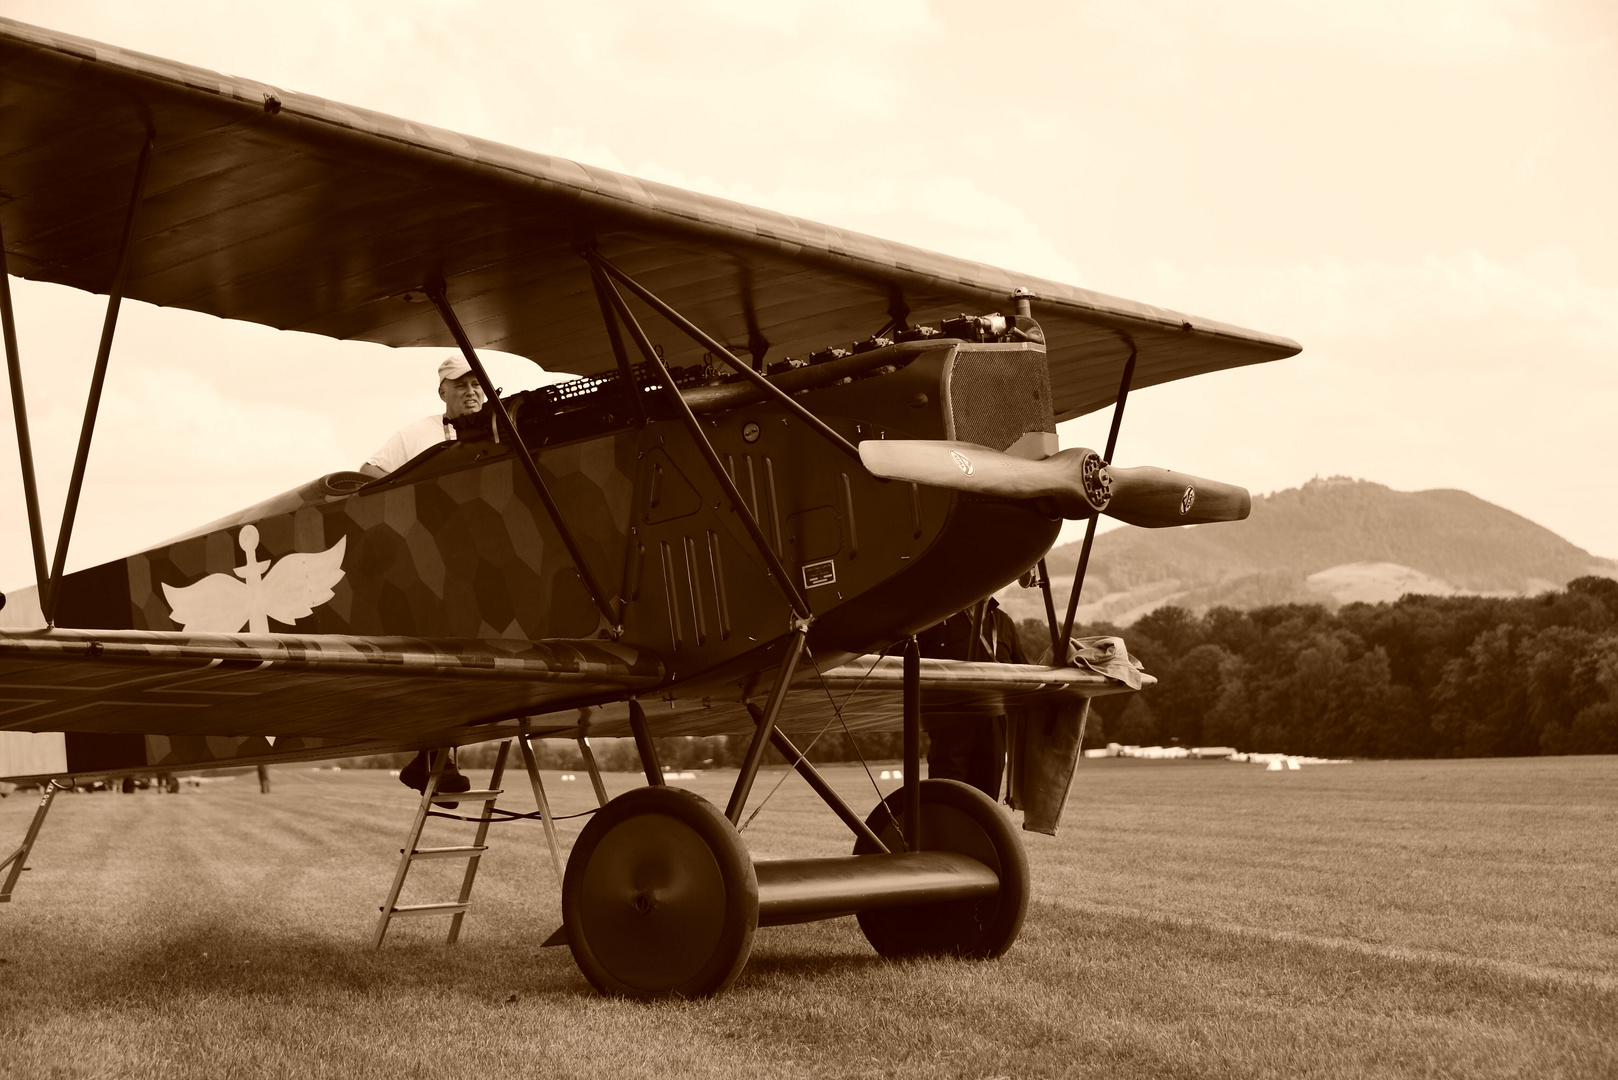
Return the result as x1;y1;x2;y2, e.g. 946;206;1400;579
44;135;154;626
0;217;49;604
589;260;814;622
1060;340;1138;643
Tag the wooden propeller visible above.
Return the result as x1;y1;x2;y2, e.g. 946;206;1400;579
857;440;1250;528
1102;465;1251;528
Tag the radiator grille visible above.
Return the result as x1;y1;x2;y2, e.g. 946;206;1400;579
946;346;1055;451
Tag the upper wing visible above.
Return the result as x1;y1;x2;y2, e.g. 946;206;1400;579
261;536;347;626
0;18;1298;422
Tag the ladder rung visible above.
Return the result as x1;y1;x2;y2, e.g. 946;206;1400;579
386;902;470;917
409;845;488;860
431;789;500;803
373;742;526;949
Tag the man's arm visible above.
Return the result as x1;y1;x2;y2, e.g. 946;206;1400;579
360;429;406;478
360;420;424;478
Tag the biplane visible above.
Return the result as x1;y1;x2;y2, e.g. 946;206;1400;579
0;18;1299;997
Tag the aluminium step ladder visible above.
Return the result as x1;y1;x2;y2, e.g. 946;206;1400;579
372;743;507;947
372;736;567;948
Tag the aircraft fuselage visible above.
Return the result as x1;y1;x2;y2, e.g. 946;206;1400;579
47;337;1060;704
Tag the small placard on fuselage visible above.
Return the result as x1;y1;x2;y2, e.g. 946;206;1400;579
802;559;836;589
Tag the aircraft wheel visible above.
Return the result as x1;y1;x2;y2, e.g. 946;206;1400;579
853;778;1029;960
562;785;758;998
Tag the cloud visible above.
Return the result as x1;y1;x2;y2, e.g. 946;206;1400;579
0;364;348;579
1225;0;1549;62
79;368;345;480
5;0;1612;572
1070;0;1558;63
1141;247;1618;362
0;274;564;584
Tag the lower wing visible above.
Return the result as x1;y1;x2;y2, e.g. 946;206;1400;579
0;631;1144;780
543;656;1154;741
0;628;662;781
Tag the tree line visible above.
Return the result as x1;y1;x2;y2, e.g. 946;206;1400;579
1038;576;1618;758
340;576;1618;772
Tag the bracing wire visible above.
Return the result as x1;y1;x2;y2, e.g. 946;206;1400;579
737;717;837;834
737;658;851;832
427;805;598;824
810;643;889;809
736;639;906;837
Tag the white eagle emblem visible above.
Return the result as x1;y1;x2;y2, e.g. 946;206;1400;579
162;524;347;634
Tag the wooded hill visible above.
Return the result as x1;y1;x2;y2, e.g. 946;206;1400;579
997;477;1616;627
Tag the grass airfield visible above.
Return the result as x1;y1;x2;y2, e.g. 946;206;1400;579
1;755;1614;1079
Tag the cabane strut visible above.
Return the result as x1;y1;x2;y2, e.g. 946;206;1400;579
425;283;621;633
587;251;862;464
587;256;814;623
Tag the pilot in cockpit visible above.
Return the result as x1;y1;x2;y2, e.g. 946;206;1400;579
363;355;486;803
358;356;486;478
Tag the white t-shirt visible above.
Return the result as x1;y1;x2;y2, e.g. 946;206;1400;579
365;414;455;474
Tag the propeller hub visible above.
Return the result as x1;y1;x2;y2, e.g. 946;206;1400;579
1080;453;1112;513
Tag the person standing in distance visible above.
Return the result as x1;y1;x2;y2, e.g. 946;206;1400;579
358;357;486;478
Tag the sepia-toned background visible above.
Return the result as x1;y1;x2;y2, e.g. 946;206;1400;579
1;0;1613;590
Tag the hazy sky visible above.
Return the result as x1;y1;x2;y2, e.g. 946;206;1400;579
1;0;1614;593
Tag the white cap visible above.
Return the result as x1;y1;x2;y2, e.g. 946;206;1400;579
438;356;472;382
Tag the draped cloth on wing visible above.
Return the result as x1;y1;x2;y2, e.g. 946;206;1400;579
1009;636;1144;835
